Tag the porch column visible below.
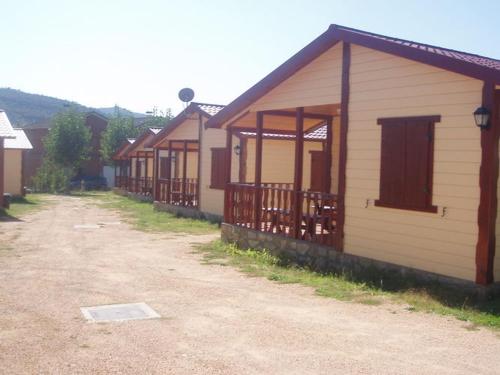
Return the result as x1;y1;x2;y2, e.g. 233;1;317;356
325;117;333;193
224;127;233;222
254;112;264;230
292;107;304;239
145;155;149;194
167;141;172;204
128;158;132;190
153;148;160;201
182;140;188;204
113;162;117;187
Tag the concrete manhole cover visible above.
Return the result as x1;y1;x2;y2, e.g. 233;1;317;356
80;302;160;322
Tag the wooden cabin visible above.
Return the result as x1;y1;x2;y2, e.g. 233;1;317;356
4;128;33;197
205;25;500;288
149;102;225;219
121;128;161;195
112;138;135;190
0;110;16;207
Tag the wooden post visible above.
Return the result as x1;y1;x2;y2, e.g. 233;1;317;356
153;148;159;200
292;108;304;239
167;141;172;204
182;140;188;205
197;113;203;210
135;158;140;193
127;158;133;191
325;117;333;193
224;127;233;222
476;84;499;285
145;155;149;194
254;112;264;230
336;42;351;251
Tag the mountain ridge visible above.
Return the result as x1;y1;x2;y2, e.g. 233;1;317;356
0;87;144;128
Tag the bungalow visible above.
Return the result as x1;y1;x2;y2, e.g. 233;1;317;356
0;110;16;207
112;138;136;190
148;102;225;220
148;102;327;221
4;128;33;197
205;25;500;288
122;128;161;195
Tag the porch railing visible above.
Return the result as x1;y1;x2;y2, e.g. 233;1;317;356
226;183;338;246
115;176;129;189
128;177;153;195
157;178;198;208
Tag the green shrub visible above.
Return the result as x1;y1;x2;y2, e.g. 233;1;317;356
32;158;72;193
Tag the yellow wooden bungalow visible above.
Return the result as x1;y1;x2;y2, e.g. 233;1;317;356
112;138;135;190
0;110;16;207
122;128;161;196
147;102;328;221
205;25;500;289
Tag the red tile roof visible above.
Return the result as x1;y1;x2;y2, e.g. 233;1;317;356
335;25;500;72
239;124;326;140
206;25;500;129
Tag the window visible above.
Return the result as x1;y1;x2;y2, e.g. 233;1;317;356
210;148;228;189
375;115;440;213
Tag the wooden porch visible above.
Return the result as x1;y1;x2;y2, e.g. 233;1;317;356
153;140;199;208
223;105;344;249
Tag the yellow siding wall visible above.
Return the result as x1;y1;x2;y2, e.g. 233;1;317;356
167;117;199;140
250;43;343;111
4;149;23;195
147;157;154;177
177;152;198;179
199;127;226;216
344;44;483;281
244;139;323;189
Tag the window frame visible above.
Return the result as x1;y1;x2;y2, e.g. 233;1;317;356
374;115;440;214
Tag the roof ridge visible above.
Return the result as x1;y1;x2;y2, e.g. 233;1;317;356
192;102;226;108
330;24;500;62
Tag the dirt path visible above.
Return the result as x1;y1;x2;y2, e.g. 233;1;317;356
0;195;499;374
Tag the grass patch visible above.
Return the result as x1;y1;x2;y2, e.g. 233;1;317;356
198;240;500;330
0;194;49;221
92;192;219;235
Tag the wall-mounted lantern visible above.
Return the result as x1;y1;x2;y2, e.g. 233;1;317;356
474;106;491;129
234;144;241;156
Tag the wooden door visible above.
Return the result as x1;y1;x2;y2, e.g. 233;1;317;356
310;151;326;192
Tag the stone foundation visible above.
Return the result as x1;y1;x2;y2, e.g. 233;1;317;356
221;223;500;299
154;201;222;223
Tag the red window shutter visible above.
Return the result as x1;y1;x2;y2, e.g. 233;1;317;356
404;121;432;209
211;148;228;189
379;124;405;206
376;116;438;213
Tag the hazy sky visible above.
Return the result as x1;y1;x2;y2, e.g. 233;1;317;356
1;0;499;115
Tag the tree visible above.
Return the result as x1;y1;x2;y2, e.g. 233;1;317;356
44;109;91;169
100;107;173;165
33;109;91;192
100;115;137;164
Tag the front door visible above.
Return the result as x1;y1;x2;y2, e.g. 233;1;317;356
310;150;326;192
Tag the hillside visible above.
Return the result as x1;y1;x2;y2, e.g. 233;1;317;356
0;88;143;128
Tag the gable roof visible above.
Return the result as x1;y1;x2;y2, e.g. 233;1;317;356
112;138;136;160
5;129;33;150
0;110;16;139
206;24;500;128
126;128;161;155
149;102;225;148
